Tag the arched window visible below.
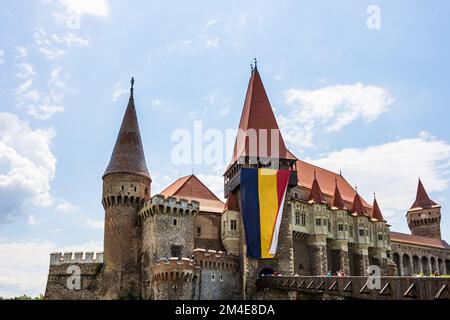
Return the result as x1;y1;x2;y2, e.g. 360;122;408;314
295;210;300;225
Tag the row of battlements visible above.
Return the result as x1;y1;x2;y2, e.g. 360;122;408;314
193;249;239;271
139;195;199;220
153;258;198;282
50;252;104;265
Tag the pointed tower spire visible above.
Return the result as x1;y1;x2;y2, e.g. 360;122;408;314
103;78;150;178
227;62;296;169
309;172;326;204
352;189;367;216
410;178;437;209
332;179;345;210
371;193;385;221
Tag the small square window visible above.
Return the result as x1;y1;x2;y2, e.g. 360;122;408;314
338;224;344;231
230;220;237;231
315;219;321;226
173;219;177;226
196;226;201;237
171;245;182;259
378;234;383;241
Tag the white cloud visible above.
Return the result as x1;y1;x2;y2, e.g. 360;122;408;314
56;200;77;214
220;108;230;116
151;99;163;107
15;46;29;59
58;0;110;17
84;219;103;230
0;112;57;222
15;63;35;79
310;132;450;225
205;37;219;48
112;83;128;102
0;240;102;298
27;214;40;226
205;18;220;28
34;28;91;60
15;64;66;120
279;83;394;149
0;50;5;64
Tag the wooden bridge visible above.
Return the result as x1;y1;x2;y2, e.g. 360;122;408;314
257;275;450;300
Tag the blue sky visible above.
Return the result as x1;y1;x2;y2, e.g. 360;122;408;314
1;0;450;296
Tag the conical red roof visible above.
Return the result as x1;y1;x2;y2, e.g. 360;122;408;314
309;174;326;203
352;192;368;216
332;181;346;210
104;88;150;178
410;179;438;209
226;67;296;172
371;196;385;221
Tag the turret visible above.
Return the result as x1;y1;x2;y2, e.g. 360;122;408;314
221;192;240;255
100;78;151;299
407;179;441;239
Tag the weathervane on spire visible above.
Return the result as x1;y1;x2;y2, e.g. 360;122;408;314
130;77;135;95
254;57;258;70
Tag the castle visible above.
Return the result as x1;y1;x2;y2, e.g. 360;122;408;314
44;65;450;300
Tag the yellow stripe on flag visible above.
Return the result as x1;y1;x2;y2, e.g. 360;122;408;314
258;168;278;259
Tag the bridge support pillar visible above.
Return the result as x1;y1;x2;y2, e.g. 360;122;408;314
353;245;369;276
330;240;350;275
370;248;389;276
307;235;328;276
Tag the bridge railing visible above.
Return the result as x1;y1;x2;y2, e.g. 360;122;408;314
257;275;449;300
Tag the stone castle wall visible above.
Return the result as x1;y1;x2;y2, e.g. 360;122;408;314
44;252;103;300
193;249;240;300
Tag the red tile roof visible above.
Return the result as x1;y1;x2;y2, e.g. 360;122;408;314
410;179;439;210
226;68;296;172
296;159;372;211
104;89;150;178
159;175;224;213
390;232;450;249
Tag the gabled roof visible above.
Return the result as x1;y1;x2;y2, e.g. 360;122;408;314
160;175;225;213
296;159;372;211
390;232;450;249
104;85;150;179
352;193;369;217
308;173;326;204
226;67;296;172
331;181;346;210
371;196;385;221
410;179;439;210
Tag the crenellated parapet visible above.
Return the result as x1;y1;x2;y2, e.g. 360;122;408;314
193;248;239;272
50;252;104;266
139;195;199;220
152;258;199;282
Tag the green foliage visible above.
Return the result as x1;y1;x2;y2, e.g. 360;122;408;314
95;263;104;274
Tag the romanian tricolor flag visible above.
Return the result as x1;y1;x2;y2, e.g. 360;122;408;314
240;168;291;259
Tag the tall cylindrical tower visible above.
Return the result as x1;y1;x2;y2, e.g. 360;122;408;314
100;79;151;299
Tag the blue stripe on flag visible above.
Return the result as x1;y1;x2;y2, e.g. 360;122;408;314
240;168;261;258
